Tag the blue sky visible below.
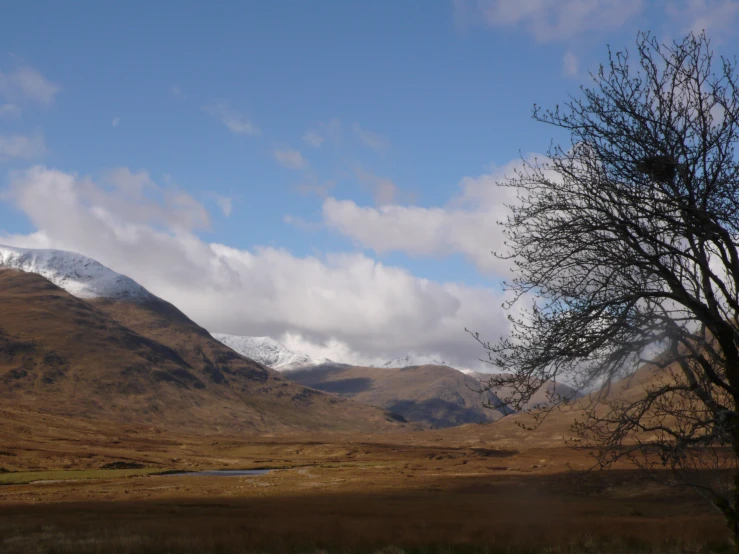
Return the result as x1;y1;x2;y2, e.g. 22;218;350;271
1;1;738;367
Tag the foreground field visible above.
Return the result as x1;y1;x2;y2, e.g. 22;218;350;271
0;412;730;554
0;472;728;553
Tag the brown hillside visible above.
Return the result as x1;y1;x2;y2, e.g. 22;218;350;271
464;371;583;412
0;268;406;435
284;364;510;428
428;363;668;449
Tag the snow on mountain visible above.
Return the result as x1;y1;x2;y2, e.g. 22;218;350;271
213;336;471;373
378;353;451;369
212;334;334;371
0;244;153;301
213;334;464;372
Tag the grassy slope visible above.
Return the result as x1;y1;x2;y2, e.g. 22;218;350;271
0;268;406;435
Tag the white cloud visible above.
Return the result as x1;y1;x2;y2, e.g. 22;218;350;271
667;0;739;34
321;157;548;274
105;167;154;196
94;167;210;230
0;103;21;118
352;123;389;151
203;103;261;135
563;50;579;76
0;131;47;160
322;198;506;273
0;166;511;369
303;131;325;147
112;117;120;127
456;0;644;41
171;85;185;97
279;333;387;367
274;148;307;169
0;66;60;106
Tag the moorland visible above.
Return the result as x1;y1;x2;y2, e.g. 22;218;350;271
0;251;730;553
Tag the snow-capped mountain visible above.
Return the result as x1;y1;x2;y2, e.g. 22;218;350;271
212;335;463;373
213;335;469;373
212;334;334;371
378;353;451;369
0;245;152;301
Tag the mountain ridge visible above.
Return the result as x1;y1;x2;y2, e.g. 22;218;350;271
0;244;152;301
212;334;336;371
212;333;472;373
0;264;409;434
284;363;512;428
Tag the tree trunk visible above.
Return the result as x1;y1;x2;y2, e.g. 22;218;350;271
734;473;739;553
715;465;739;551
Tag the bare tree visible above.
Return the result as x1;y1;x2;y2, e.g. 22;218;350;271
471;31;739;547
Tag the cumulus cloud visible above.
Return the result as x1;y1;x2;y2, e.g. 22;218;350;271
0;66;60;106
352;123;389;151
273;148;308;169
203;102;261;135
47;167;211;231
112;117;120;127
320;157;545;274
0;131;46;160
455;0;644;41
279;333;388;367
0;165;510;369
322;199;505;272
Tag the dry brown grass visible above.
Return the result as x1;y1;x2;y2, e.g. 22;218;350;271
0;418;730;552
0;524;731;553
0;465;729;553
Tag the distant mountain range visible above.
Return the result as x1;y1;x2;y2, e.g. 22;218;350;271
286;364;512;428
210;333;461;373
0;244;409;434
208;334;583;427
211;334;336;372
0;244;578;432
207;334;510;428
377;353;453;369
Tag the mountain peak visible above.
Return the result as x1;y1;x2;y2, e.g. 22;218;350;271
212;334;333;371
0;244;153;301
379;353;451;369
213;335;465;373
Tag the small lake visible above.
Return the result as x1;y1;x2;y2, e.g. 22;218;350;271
165;469;272;477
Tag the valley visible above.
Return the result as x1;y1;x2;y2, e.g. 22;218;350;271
0;246;730;553
284;364;511;427
3;10;737;553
